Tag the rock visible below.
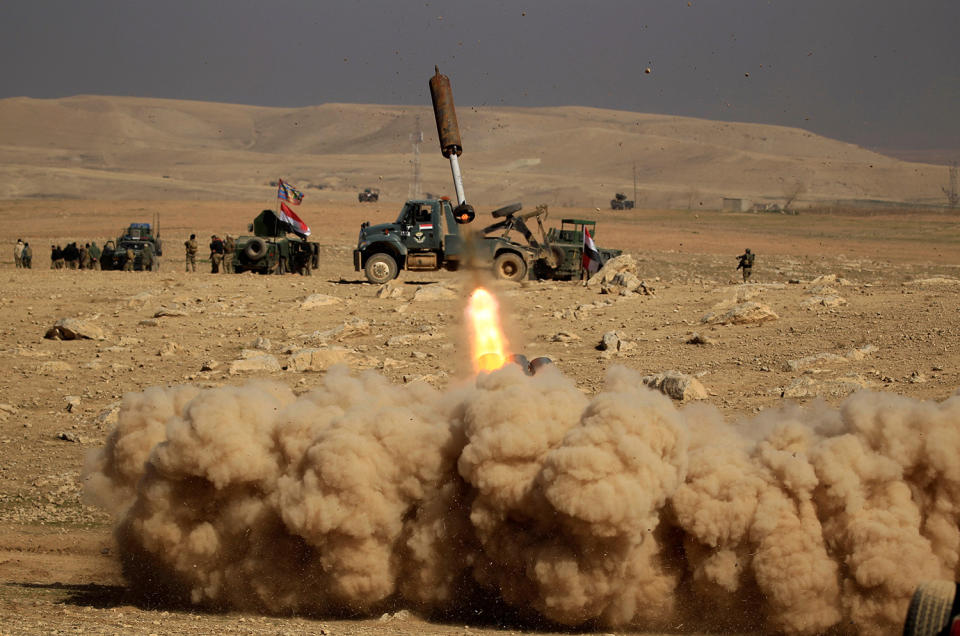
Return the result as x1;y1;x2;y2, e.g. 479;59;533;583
376;281;405;299
38;361;73;374
56;431;80;443
138;319;159;327
0;404;17;416
228;354;281;375
908;371;927;384
845;344;878;361
412;284;457;302
807;284;839;296
587;254;637;287
701;301;778;325
127;291;153;307
200;360;220;372
783;352;847;372
154;306;189;318
642;371;708;401
251;336;272;351
288;347;358;372
551;331;580;342
598;330;626;352
904;277;960;286
310;318;371;343
94;403;121;428
300;294;342;309
782;376;870;399
65;395;81;412
158;341;183;357
802;295;846;307
44;317;107;341
118;336;143;346
686;332;715;345
809;274;837;284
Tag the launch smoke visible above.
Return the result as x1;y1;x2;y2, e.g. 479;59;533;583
83;366;960;634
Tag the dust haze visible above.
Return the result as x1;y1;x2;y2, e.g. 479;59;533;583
85;355;960;634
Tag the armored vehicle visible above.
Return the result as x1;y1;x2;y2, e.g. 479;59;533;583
543;218;622;280
610;193;634;210
354;199;620;284
358;188;380;203
101;222;163;270
234;210;320;275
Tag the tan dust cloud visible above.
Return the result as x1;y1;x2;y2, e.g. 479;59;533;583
84;365;960;634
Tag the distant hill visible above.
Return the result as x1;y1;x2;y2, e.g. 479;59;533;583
0;95;953;209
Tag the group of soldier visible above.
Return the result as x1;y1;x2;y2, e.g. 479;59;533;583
183;233;235;273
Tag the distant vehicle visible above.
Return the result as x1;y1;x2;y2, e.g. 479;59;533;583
358;188;380;203
610;192;635;210
101;222;162;270
353;198;620;284
233;210;319;275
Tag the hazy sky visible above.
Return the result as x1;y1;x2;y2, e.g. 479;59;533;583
2;0;958;154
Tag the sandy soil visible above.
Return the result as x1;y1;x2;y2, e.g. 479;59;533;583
0;199;958;635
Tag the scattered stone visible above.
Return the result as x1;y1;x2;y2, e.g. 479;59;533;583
56;431;80;443
551;331;580;343
908;371;927;384
310;318;372;342
38;360;73;374
412;284;457;302
686;333;715;345
127;291;153;307
598;330;626;352
701;302;778;325
783;352;846;372
251;336;272;351
44;317;107;341
138;318;159;327
0;404;18;416
845;344;878;361
376;281;405;299
94;403;121;428
782;376;870;399
228;354;281;375
587;254;636;287
200;360;220;372
158;341;183;358
300;294;342;309
802;295;846;308
65;396;81;412
642;371;708;401
154;306;189;318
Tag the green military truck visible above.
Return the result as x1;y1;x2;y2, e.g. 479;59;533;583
234;210;319;275
102;222;163;271
353;199;619;284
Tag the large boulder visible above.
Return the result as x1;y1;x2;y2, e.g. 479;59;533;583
701;301;778;325
587;254;637;287
642;371;708;401
44;318;107;341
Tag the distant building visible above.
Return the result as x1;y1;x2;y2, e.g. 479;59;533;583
722;197;749;212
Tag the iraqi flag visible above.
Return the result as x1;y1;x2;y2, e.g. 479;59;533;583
276;201;311;238
582;226;603;275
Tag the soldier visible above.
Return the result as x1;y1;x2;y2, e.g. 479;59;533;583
123;246;136;271
209;235;224;273
222;235;235;274
79;244;90;270
295;241;312;276
21;243;32;269
63;242;80;269
50;245;58;269
736;248;755;283
184;234;198;272
14;239;24;268
88;241;101;270
142;241;154;272
101;241;114;270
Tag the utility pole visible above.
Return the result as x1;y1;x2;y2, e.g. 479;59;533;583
633;161;638;208
943;162;959;209
409;115;423;200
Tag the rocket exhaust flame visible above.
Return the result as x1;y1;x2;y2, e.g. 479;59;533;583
466;287;509;372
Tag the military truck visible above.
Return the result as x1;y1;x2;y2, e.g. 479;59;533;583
234;210;320;275
358;188;380;203
610;193;634;210
542;218;621;280
353;198;620;284
101;222;163;270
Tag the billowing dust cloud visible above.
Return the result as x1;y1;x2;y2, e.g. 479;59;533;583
84;365;960;634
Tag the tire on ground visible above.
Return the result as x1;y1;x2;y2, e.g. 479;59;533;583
364;252;398;284
494;252;527;281
903;580;958;636
244;237;267;261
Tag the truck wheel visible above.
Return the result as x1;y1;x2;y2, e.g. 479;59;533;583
365;253;398;284
494;252;526;281
244;238;267;260
903;581;958;636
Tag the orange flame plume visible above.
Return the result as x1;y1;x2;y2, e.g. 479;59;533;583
466;287;509;373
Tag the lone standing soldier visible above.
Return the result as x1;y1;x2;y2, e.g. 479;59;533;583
123;246;136;271
736;248;755;283
142;241;154;272
14;239;24;268
184;234;198;272
209;235;224;273
222;235;235;274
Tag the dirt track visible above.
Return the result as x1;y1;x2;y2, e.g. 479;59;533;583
0;200;958;635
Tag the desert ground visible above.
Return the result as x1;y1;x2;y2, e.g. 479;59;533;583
0;197;957;635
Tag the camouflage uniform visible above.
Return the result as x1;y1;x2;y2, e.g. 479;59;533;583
123;247;136;271
184;235;198;272
21;243;32;269
209;235;224;274
222;235;235;273
87;242;101;270
79;245;90;270
142;242;154;272
736;248;755;283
